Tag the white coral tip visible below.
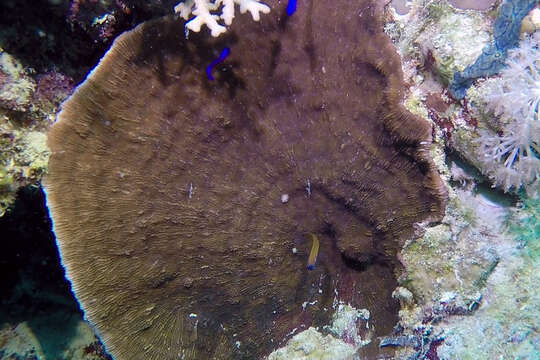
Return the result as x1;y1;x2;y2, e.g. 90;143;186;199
186;14;227;37
221;0;235;25
238;0;271;21
174;0;194;20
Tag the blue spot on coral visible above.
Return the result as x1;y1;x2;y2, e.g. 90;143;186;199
206;47;230;81
448;0;538;99
286;0;297;16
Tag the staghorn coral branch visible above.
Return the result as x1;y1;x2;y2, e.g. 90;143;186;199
174;0;271;37
175;0;226;37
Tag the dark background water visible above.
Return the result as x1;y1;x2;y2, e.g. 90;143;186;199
0;186;111;359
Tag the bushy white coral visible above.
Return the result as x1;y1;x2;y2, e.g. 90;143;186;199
484;34;540;123
476;32;540;192
175;0;271;37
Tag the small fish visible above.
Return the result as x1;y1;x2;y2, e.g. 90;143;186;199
307;233;319;270
286;0;297;16
206;47;231;81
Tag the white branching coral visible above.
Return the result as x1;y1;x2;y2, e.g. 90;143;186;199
476;33;540;192
174;0;271;37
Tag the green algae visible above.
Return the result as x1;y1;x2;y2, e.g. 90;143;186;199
0;49;71;216
507;194;540;260
0;167;12;189
426;1;449;22
0;167;14;216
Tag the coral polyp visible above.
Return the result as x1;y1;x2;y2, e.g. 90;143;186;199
476;33;540;193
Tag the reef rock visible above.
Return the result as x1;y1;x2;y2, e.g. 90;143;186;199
44;1;446;359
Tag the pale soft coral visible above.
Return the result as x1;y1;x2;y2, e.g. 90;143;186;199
175;0;271;37
476;32;540;192
484;33;540;123
477;120;540;191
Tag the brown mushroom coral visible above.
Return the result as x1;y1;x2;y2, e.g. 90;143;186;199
44;1;446;359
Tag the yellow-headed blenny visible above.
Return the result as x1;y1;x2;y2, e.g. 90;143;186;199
307;233;319;270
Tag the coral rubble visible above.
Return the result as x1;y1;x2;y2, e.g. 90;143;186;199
267;303;372;360
267;327;357;360
382;1;540;359
0;51;68;216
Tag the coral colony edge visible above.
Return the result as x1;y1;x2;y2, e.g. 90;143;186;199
0;0;538;360
43;0;446;359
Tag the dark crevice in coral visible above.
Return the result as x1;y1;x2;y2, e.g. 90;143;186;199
446;152;520;206
340;251;391;272
302;0;317;73
320;221;337;238
445;150;484;178
392;140;431;175
315;183;377;228
277;8;292;31
0;108;29;126
267;40;282;76
474;181;519;206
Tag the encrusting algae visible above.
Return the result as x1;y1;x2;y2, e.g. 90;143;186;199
43;1;446;359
